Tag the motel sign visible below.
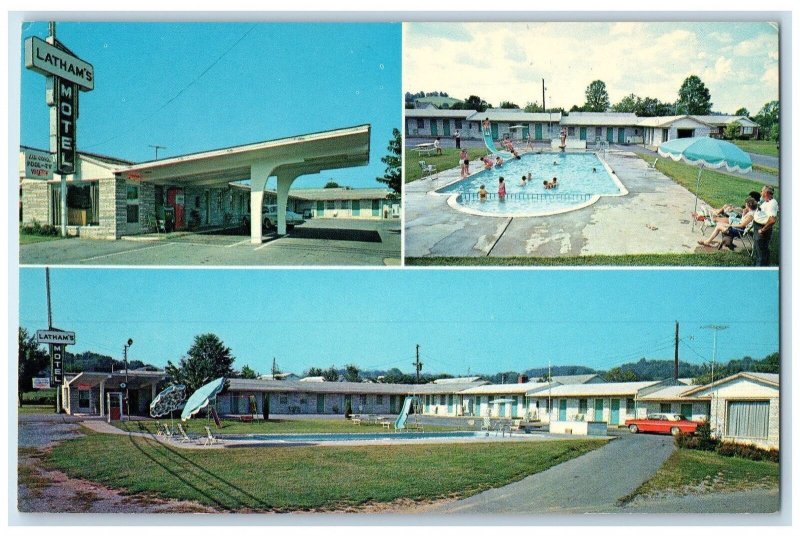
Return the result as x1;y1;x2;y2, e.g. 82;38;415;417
37;328;76;386
24;30;94;178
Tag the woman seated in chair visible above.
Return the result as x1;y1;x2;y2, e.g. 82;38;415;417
698;197;757;248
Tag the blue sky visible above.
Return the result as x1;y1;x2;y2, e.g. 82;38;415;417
19;22;400;189
19;268;779;376
404;22;779;115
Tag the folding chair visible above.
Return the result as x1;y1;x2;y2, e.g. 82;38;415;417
418;161;437;178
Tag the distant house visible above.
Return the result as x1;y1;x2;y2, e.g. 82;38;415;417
681;372;779;450
637;115;713;149
290;187;400;220
551;373;605;385
636;384;710;422
413;96;464;109
691;115;760;139
257;373;300;381
560;112;642;145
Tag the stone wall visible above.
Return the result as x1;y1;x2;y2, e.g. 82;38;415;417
21;180;49;225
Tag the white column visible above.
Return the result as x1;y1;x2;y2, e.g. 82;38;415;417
99;380;106;417
276;173;300;236
249;162;271;245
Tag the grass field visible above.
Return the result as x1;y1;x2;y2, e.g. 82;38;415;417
405;147;465;182
46;430;606;511
631;448;779;499
112;417;455;435
19;233;70;245
752;164;778;176
18;404;56;414
732;140;779;158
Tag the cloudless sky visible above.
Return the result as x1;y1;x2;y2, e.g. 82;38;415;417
19;22;400;189
404;22;779;115
19;268;779;376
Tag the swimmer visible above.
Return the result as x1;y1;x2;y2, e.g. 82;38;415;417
482;155;493;169
553;160;558;166
551;177;558;189
482;117;491;132
592;167;597;173
478;184;488;201
511;149;521;160
495;156;504;167
498;177;507;200
520;175;527;187
543;180;551;190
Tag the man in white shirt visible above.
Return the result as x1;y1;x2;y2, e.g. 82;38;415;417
454;129;461;149
752;185;778;266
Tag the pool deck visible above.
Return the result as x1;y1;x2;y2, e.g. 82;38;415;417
405;149;710;258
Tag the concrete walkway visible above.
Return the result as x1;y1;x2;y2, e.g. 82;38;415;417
424;432;675;514
406;149;719;258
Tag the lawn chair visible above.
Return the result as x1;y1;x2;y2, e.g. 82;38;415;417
692;205;716;234
203;426;222;446
418;161;437;178
732;220;755;257
159;423;175;440
176;423;192;443
480;416;492;432
647;158;659;169
510;419;524;432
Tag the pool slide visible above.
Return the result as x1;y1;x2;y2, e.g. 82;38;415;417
482;129;512;158
394;396;416;430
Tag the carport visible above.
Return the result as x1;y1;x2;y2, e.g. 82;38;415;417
114;125;371;244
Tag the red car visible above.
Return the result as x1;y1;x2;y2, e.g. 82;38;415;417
625;413;700;436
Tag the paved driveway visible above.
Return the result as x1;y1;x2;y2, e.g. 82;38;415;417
406;150;719;258
424;431;675;514
20;218;401;266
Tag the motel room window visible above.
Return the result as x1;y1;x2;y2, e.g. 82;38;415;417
326;201;335;210
376;394;383;405
455;120;463;129
126;185;140;224
78;389;90;408
217;191;224;212
279;394;288;405
360;395;367;405
627;398;636;414
440;395;446;405
595;127;602;137
662;128;669;141
568;127;575;136
51;182;101;226
578;398;588;415
416;119;424;129
660;403;671;413
726;400;769;439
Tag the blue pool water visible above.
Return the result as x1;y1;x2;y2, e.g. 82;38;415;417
221;431;485;443
437;152;624;216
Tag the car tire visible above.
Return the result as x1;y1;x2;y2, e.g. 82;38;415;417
628;424;638;434
670;426;681;436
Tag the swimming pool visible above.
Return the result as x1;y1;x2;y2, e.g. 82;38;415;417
436;152;627;217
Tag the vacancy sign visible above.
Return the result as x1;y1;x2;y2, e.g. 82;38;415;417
36;330;76;345
24;36;94;90
24;149;56;179
32;378;51;390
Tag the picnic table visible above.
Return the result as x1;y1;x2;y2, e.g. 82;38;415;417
414;143;435;157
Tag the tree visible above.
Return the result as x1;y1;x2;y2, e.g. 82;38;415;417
584;80;610;112
322;366;339;382
376;128;401;198
239;365;258;379
18;328;50;407
324;180;340;189
459;95;490;112
602;367;638;382
754;100;779;141
676;75;713;115
524;101;543;113
165;333;236;394
344;364;361;383
499;101;520;109
724;121;741;140
735;107;750;117
612;93;640;113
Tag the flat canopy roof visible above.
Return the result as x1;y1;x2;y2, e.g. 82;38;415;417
114;124;371;187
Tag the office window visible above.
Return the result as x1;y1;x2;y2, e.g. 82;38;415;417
326;201;335;210
416;119;424;129
660;403;671;413
596;127;602;137
578;398;588;414
627;398;636;414
568;127;575;136
376;394;383;405
455;120;463;129
360;395;367;405
726;401;769;439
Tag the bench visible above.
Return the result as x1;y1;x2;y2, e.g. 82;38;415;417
381;420;392;430
351;416;362;425
239;415;253;423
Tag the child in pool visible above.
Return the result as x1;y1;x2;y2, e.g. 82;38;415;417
478;185;488;201
543;180;551;190
495;156;504;167
482;155;493;169
520;175;527;186
498;177;507;200
551;177;558;188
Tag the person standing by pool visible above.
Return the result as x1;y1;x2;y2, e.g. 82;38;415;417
752;185;779;266
454;129;461;149
459;148;469;178
498;177;507;200
434;137;442;155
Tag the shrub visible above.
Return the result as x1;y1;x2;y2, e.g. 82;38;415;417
715;441;779;463
20;220;60;237
674;422;717;451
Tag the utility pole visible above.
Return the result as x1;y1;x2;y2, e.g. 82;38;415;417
703;324;728;435
148;144;167;160
272;357;277;378
413;345;423;384
543;78;549;138
674;321;680;381
46;268;59;413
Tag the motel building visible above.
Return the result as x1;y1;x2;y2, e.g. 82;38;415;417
61;369;167;419
405;108;563;142
560;112;643;146
19;125;399;243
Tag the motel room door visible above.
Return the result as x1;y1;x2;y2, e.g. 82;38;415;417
491;123;499;140
443;121;451;137
126;181;141;235
430;120;438;136
606;128;614;143
316;394;325;413
618;128;626;144
594;398;604;422
610;399;620;424
534;124;542;140
558;399;567;421
579;127;587;141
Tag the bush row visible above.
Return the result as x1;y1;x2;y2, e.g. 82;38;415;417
675;422;779;463
20;221;60;236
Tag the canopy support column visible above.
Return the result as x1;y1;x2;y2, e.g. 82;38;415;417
276;173;301;236
249;162;272;245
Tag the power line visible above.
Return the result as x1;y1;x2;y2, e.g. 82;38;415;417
84;25;257;151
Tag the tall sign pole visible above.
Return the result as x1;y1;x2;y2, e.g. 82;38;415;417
25;22;94;237
46;268;58;413
703;324;728;436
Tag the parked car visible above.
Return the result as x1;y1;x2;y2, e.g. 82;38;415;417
625;413;700;436
241;205;305;230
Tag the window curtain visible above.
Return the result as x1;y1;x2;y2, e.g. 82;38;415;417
726;400;769;439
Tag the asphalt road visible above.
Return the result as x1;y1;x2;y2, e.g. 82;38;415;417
19;218;401;266
428;431;675;514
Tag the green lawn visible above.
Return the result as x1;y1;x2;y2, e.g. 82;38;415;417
112;417;456;435
405;147;468;182
631;448;779;499
46;430;606;511
19;232;70;245
18;404;57;414
752;164;778;176
732;140;779;157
